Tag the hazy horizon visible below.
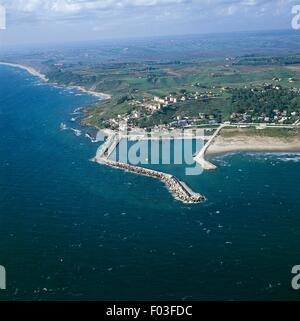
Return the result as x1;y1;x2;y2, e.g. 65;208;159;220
0;27;294;49
0;0;298;46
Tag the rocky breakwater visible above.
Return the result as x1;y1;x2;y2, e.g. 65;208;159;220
96;157;206;204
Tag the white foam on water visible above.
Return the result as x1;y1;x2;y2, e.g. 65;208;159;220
280;156;300;163
215;151;300;163
250;152;300;163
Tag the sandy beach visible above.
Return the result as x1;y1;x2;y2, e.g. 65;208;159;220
0;62;111;101
0;62;49;82
206;135;300;156
68;85;112;100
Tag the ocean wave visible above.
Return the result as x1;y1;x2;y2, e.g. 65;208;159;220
213;152;300;163
247;152;300;163
279;156;300;163
246;152;300;163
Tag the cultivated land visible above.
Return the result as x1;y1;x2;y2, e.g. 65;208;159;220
41;58;300;131
2;30;300;144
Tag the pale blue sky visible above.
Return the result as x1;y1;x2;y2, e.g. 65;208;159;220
0;0;298;45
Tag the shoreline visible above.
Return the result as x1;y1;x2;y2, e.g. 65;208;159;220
0;62;111;101
98;129;300;157
206;135;300;156
68;85;112;100
0;62;49;82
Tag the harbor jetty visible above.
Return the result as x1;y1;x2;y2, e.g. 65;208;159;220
94;135;205;204
193;124;224;170
96;133;118;158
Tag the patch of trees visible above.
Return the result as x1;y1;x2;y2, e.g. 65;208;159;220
230;87;300;116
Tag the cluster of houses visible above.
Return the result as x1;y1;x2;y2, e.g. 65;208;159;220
272;77;297;84
143;95;180;112
103;80;300;129
169;115;216;129
230;109;299;124
141;91;218;113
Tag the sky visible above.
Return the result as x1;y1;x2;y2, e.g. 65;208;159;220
0;0;298;45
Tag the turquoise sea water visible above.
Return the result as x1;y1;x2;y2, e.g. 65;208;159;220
1;65;300;301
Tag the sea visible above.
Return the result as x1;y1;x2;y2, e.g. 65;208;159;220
0;64;300;300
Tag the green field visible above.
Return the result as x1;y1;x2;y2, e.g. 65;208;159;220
4;31;300;129
220;127;300;139
42;58;300;129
